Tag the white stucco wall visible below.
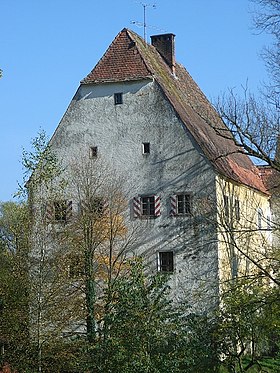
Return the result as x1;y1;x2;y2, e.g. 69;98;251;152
50;79;219;312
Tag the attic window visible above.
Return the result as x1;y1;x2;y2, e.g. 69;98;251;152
114;92;123;105
142;142;150;154
89;146;98;158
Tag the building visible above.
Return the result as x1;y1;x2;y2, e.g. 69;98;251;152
36;28;272;314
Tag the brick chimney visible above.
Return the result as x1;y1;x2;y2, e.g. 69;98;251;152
150;33;176;74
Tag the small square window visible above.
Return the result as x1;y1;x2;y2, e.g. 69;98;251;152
54;200;72;222
89;146;98;158
142;142;150;154
158;251;174;273
80;197;104;218
114;92;123;105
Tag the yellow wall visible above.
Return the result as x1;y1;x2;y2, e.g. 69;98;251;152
216;175;271;288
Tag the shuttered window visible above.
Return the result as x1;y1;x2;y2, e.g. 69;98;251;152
133;195;160;218
170;194;191;216
46;200;72;223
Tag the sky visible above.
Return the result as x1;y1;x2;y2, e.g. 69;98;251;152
0;0;273;202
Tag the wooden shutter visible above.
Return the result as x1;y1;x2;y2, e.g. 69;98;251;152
66;200;73;222
154;195;161;217
170;195;177;216
133;196;141;218
45;201;54;223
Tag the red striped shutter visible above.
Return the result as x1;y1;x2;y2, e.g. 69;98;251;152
66;201;73;221
154;195;161;217
170;195;177;216
133;196;141;218
45;202;54;223
102;199;109;216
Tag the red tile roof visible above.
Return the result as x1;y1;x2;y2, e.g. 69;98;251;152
82;30;152;83
258;166;280;194
82;28;268;194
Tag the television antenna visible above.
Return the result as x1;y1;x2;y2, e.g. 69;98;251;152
131;2;157;42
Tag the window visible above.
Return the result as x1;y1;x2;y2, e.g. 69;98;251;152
158;251;174;273
170;193;191;215
267;214;272;231
257;208;263;230
142;142;150;154
133;195;160;218
177;194;191;215
234;198;240;221
69;255;84;278
80;197;104;217
89;146;98;158
89;197;104;217
114;92;123;105
53;200;72;222
223;195;229;219
142;196;155;216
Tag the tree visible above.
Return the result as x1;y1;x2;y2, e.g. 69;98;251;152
22;131;85;372
0;201;30;371
252;0;280;105
59;157;140;343
214;0;280;171
89;258;219;373
209;5;280;364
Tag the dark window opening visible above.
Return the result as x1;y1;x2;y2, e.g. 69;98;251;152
223;195;229;219
114;92;123;105
54;200;69;222
257;208;263;230
142;142;150;154
90;197;104;217
177;194;191;215
89;146;98;158
235;198;240;221
158;251;174;272
142;196;155;216
82;197;104;217
267;215;272;231
69;255;84;278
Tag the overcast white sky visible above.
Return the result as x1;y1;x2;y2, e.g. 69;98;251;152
0;0;272;201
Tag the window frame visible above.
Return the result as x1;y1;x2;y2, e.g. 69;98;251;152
53;200;72;223
133;195;160;219
114;92;123;105
158;251;174;273
141;196;155;217
170;193;192;216
142;142;150;155
89;146;98;158
257;207;263;230
176;193;191;215
234;198;240;221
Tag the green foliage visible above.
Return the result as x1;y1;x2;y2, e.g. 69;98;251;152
218;278;280;372
87;259;219;373
0;201;30;370
19;129;63;199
